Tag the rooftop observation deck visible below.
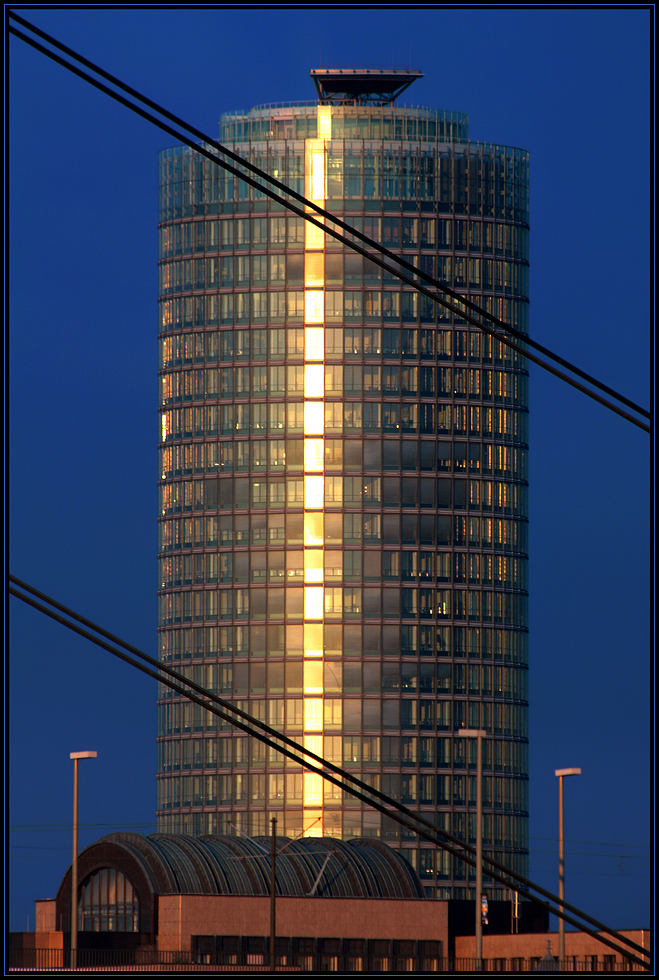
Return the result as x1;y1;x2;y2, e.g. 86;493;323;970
310;68;423;106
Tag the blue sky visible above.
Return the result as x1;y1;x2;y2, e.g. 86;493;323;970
8;7;650;932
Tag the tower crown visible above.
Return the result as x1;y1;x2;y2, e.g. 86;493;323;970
310;68;422;106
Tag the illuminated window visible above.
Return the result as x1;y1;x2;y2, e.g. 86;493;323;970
304;698;323;731
304;364;324;397
305;253;325;288
305;141;326;203
305;217;325;251
303;771;323;805
304;438;324;472
304;550;324;583
303;659;324;695
304;586;324;620
304;294;324;327
304;624;323;658
304;512;324;546
304;733;323;756
317;105;332;140
304;475;324;509
304;401;324;435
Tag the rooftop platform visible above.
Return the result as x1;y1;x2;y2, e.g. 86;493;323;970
310;68;423;106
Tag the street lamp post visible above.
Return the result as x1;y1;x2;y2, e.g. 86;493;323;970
267;815;321;970
555;767;581;967
231;817;320;970
462;729;487;970
270;816;277;972
70;751;97;969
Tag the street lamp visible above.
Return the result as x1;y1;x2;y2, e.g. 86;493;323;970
70;751;97;968
462;729;487;970
231;816;321;970
555;767;581;966
268;814;321;969
270;816;277;972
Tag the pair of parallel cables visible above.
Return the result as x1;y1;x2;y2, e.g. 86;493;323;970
8;576;650;969
7;13;651;970
8;11;650;434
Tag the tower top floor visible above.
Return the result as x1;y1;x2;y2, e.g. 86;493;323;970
219;101;470;145
217;66;472;145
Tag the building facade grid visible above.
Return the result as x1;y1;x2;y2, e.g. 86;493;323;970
156;91;530;900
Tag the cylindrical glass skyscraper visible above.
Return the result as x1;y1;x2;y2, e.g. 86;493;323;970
157;73;530;899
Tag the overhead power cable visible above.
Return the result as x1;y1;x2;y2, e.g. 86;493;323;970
7;587;486;867
8;14;650;433
8;582;649;969
7;15;651;964
9;576;500;878
8;577;650;968
9;11;650;423
8;582;646;967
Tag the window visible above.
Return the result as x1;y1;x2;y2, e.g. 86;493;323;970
78;868;139;933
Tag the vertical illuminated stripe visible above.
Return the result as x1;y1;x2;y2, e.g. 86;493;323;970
301;109;330;834
317;105;332;140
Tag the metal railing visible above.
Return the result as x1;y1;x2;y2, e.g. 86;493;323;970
7;948;649;973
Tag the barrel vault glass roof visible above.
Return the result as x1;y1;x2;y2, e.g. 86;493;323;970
85;833;425;900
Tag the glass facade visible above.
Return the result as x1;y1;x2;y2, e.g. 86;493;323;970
77;868;139;933
156;95;530;898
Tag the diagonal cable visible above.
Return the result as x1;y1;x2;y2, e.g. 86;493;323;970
6;15;651;964
8;15;650;431
6;19;652;959
8;576;650;965
7;585;483;869
8;10;650;422
7;575;484;867
8;583;650;967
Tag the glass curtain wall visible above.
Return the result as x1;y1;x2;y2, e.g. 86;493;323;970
156;99;530;899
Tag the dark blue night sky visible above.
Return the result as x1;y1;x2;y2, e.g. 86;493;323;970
8;8;650;933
